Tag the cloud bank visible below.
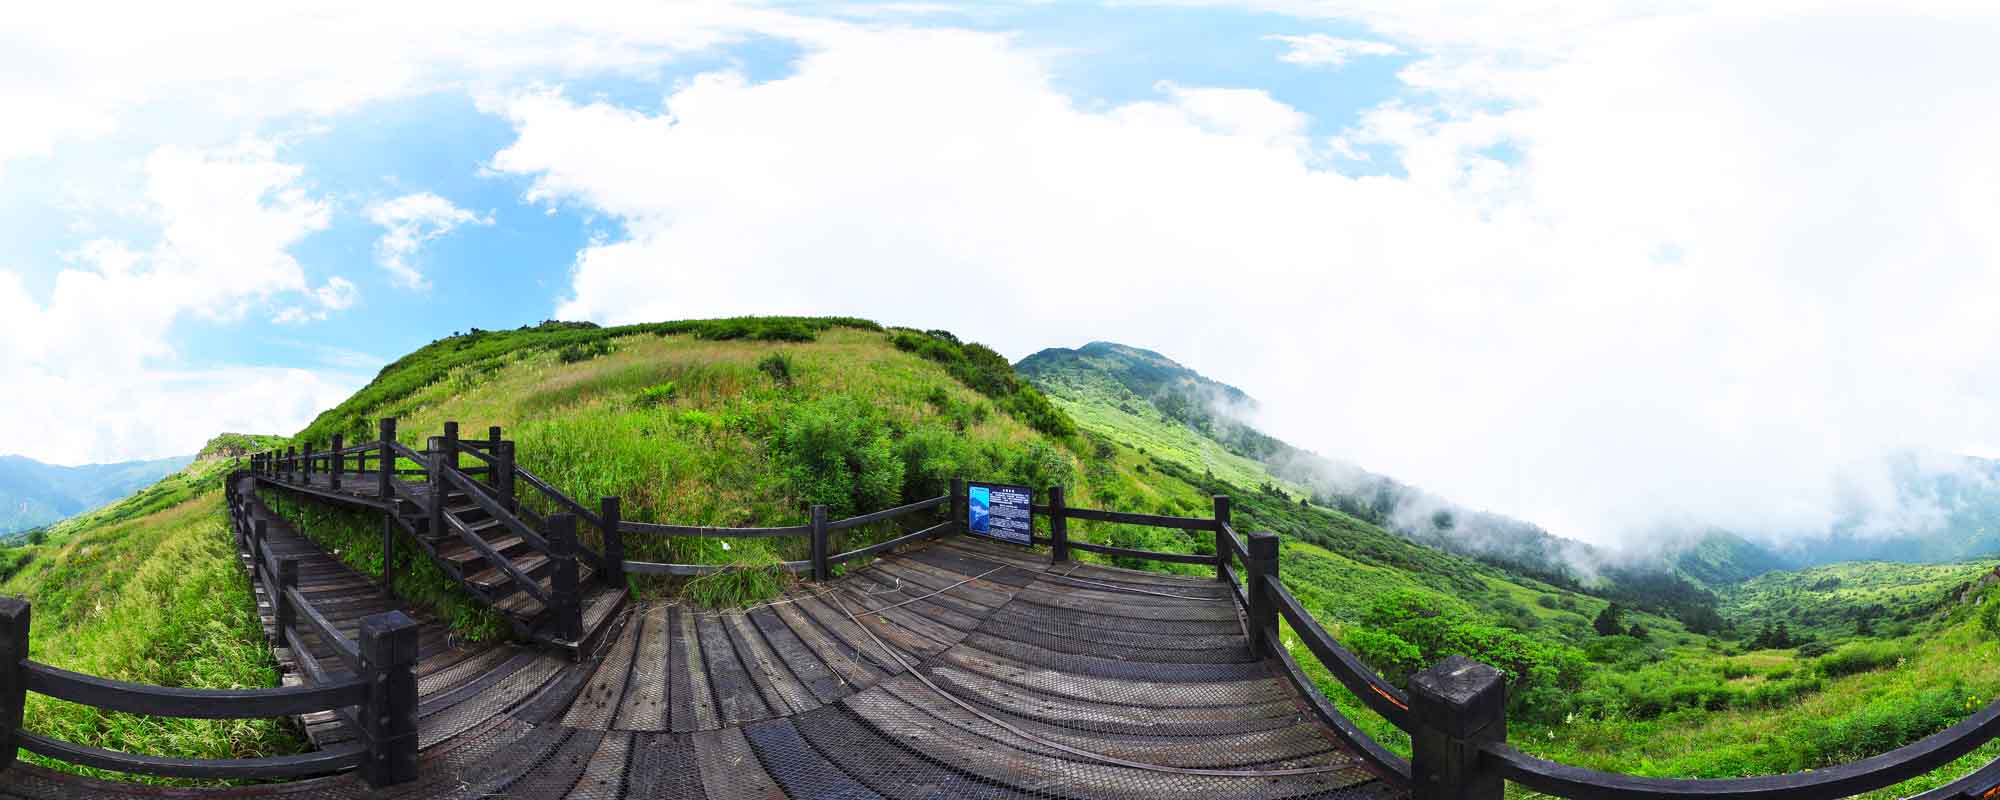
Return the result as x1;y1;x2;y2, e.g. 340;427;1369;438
486;8;2000;547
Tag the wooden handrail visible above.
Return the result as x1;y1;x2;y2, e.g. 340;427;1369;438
1063;506;1219;531
1483;701;2000;799
287;585;362;669
827;495;949;531
828;520;953;565
1263;579;1412;729
19;733;367;780
620;520;811;538
622;558;812;576
24;662;367;719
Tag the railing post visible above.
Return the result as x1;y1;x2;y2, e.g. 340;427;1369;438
330;434;344;492
950;478;965;535
0;597;29;772
1213;494;1233;580
302;442;313;481
487;426;505;498
285;446;296;482
1245;531;1279;655
810;504;831;582
252;520;267;572
496;441;516;513
548;514;584;643
1049;485;1070;563
426;437;445;541
442;421;459;474
1409;656;1507;800
275;557;299;641
379;418;397;585
357;610;420;787
601;497;624;587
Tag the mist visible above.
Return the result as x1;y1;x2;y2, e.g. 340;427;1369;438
481;7;2000;556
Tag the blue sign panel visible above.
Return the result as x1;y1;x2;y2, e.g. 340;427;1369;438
967;482;1033;546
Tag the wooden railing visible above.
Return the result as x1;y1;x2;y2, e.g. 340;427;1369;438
247;425;2000;799
0;473;417;785
1056;487;2000;800
251;420;595;645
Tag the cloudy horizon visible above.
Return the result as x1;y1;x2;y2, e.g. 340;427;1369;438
5;2;1998;549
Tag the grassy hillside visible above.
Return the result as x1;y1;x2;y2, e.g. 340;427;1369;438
17;316;2000;790
0;436;300;782
0;453;195;539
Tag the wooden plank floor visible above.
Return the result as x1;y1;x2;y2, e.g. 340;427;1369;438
0;481;1405;799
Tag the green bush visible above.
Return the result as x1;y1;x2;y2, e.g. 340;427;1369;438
891;330;1076;437
758;353;795;386
771;395;904;517
1817;640;1910;678
1352;590;1587;721
634;382;677;407
558;340;614;363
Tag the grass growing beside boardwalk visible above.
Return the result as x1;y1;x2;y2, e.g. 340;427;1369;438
0;458;304;783
255;489;509;644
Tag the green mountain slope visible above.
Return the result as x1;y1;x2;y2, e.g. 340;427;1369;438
0;453;194;538
1018;341;1764;628
20;316;2000;790
0;434;298;781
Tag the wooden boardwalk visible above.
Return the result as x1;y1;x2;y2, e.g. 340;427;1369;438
0;477;1400;799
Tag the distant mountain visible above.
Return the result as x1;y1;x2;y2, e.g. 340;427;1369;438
1017;341;1600;575
0;453;194;537
1019;341;1771;631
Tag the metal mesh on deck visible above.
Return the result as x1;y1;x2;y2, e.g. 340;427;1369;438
0;538;1403;800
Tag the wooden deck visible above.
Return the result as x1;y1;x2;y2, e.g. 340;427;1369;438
0;479;1402;799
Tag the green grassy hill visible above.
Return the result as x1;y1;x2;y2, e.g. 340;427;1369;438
0;434;297;782
10;316;2000;792
0;453;195;539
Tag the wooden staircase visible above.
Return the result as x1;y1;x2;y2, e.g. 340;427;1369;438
261;422;627;660
410;483;628;657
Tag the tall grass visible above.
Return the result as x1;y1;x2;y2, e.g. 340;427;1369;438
3;461;303;783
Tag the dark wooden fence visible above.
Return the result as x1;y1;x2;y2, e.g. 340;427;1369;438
1020;487;2000;800
0;474;418;785
249;425;2000;799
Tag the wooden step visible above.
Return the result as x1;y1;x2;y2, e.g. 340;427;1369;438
437;535;528;568
467;553;551;591
490;564;599;618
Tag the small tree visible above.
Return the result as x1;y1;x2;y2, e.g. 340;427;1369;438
1593;603;1625;637
1627;623;1650;641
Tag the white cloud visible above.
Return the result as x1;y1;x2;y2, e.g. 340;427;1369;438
273;276;360;324
364;192;492;289
488;11;2000;549
0;138;361;463
1264;33;1401;67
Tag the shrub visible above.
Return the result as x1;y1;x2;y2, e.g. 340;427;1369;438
1795;640;1835;658
558;340;614;363
1355;590;1587;720
890;330;1076;437
1008;440;1076;492
758;353;795;386
771;396;903;517
1817;641;1909;678
634;382;677;407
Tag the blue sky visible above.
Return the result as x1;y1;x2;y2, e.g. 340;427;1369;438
6;1;2000;547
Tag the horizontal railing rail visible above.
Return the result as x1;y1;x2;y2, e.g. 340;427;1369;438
0;474;419;786
23;662;368;720
619;521;810;538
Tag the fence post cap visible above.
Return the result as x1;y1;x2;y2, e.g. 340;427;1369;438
1410;655;1505;737
0;596;27;620
359;610;421;640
